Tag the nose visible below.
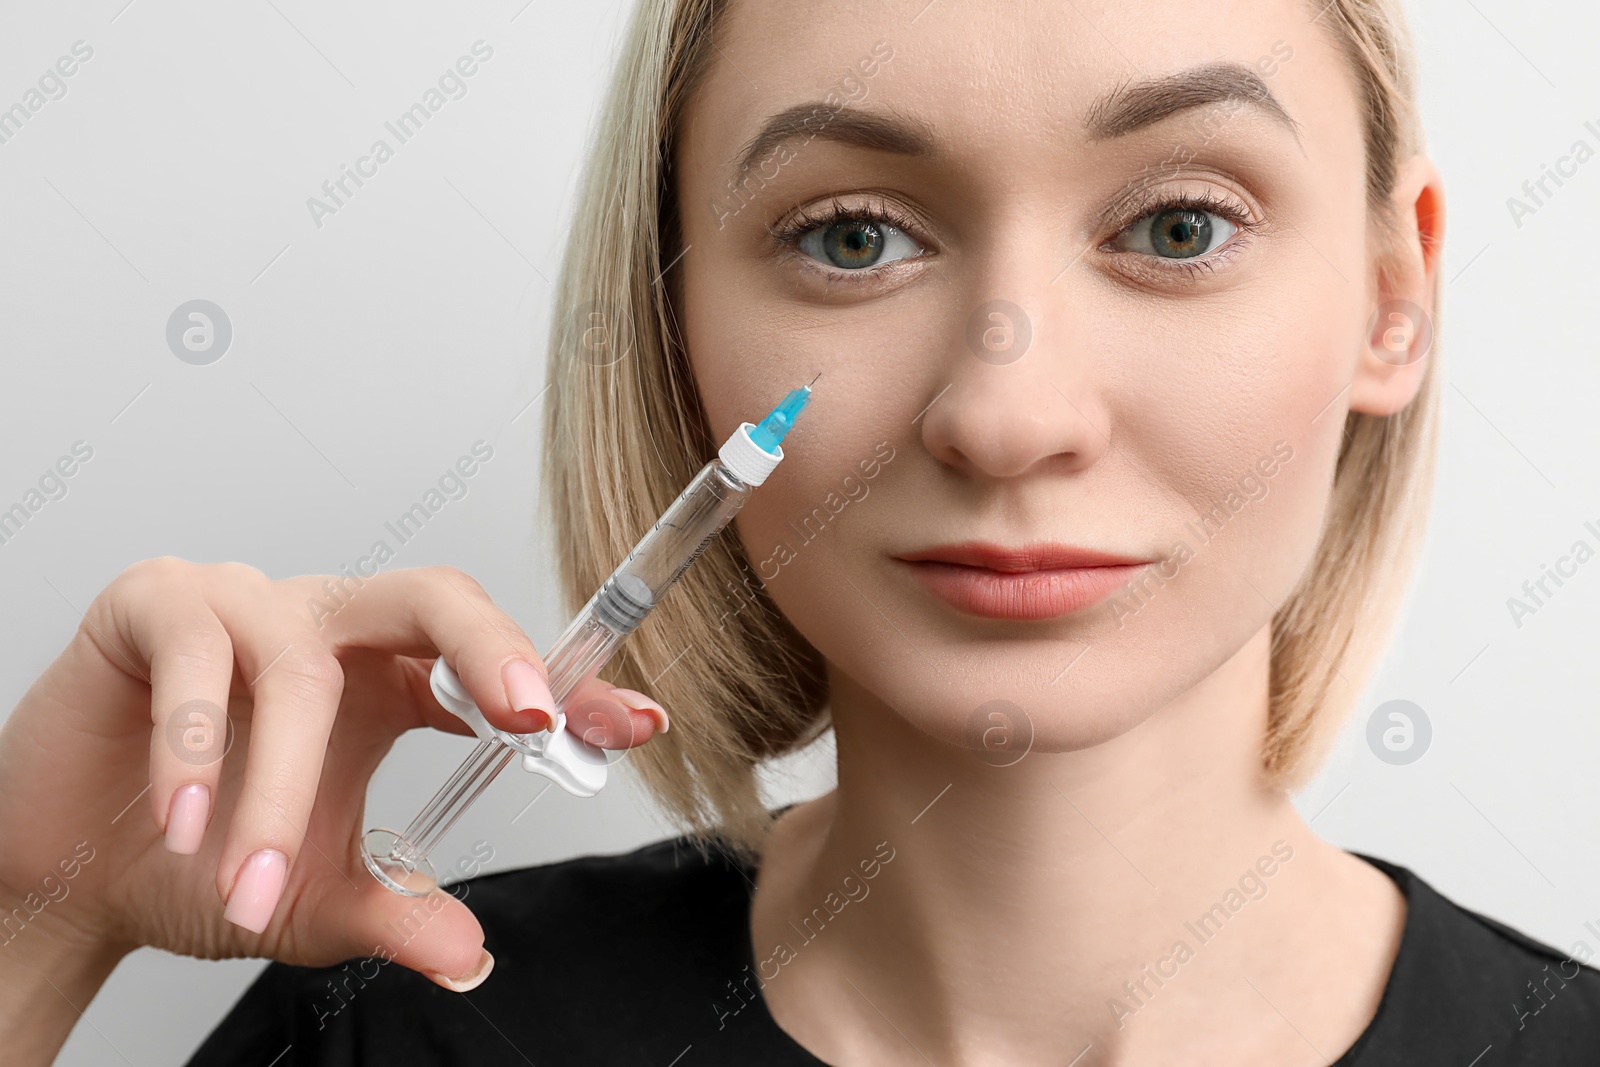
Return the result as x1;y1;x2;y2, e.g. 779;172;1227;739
919;295;1111;480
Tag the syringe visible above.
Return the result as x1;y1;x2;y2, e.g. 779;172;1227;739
361;382;815;896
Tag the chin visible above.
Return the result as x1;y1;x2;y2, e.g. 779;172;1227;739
815;600;1228;759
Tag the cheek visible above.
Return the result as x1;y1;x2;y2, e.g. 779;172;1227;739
1074;291;1353;707
682;260;775;443
681;259;925;582
1096;281;1353;539
724;427;901;598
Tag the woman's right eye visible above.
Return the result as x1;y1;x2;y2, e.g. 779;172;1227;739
797;217;924;270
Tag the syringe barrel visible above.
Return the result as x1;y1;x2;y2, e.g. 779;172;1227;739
516;457;750;715
603;456;752;610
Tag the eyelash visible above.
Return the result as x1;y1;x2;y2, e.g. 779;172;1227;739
1101;189;1259;281
768;188;1260;287
767;195;928;288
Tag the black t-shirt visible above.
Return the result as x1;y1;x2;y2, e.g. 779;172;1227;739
185;828;1600;1065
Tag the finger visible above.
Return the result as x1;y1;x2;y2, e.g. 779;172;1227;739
114;559;237;856
303;874;494;994
314;566;556;735
560;675;669;750
204;577;344;932
388;653;485;738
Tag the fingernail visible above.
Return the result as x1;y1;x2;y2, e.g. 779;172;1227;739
508;707;551;734
610;688;669;734
426;949;494;993
223;848;288;934
164;783;211;855
502;660;557;733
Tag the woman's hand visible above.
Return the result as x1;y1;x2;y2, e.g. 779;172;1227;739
0;558;669;1042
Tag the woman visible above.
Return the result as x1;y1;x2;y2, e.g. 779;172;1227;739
3;0;1597;1063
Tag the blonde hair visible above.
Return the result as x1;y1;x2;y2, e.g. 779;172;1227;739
542;0;1439;862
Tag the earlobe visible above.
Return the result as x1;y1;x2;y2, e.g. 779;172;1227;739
1349;155;1446;417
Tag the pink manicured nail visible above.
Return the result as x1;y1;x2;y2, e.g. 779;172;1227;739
502;660;557;732
610;688;669;734
164;783;211;855
224;848;288;934
425;949;495;993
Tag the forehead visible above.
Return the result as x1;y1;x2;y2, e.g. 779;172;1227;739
683;0;1360;181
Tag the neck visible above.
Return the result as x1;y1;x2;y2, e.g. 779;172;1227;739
750;624;1385;1062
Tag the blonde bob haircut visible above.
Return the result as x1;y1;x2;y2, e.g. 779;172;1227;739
542;0;1440;863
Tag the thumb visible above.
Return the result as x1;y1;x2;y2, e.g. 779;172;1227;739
320;876;494;993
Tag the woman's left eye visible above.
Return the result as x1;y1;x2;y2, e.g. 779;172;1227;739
797;217;923;270
1113;206;1240;259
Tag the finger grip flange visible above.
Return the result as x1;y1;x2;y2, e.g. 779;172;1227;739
429;657;609;797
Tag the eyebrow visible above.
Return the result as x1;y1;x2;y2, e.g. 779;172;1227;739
728;61;1299;181
731;103;933;179
1082;62;1300;141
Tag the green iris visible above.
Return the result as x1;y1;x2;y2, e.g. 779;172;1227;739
1148;209;1214;258
820;219;885;268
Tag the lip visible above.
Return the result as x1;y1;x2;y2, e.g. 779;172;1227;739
894;540;1152;621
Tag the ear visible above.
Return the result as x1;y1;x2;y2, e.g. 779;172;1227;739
1348;154;1446;416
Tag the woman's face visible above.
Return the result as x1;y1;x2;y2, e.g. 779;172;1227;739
676;0;1428;754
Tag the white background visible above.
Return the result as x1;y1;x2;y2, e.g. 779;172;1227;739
0;1;1595;1063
